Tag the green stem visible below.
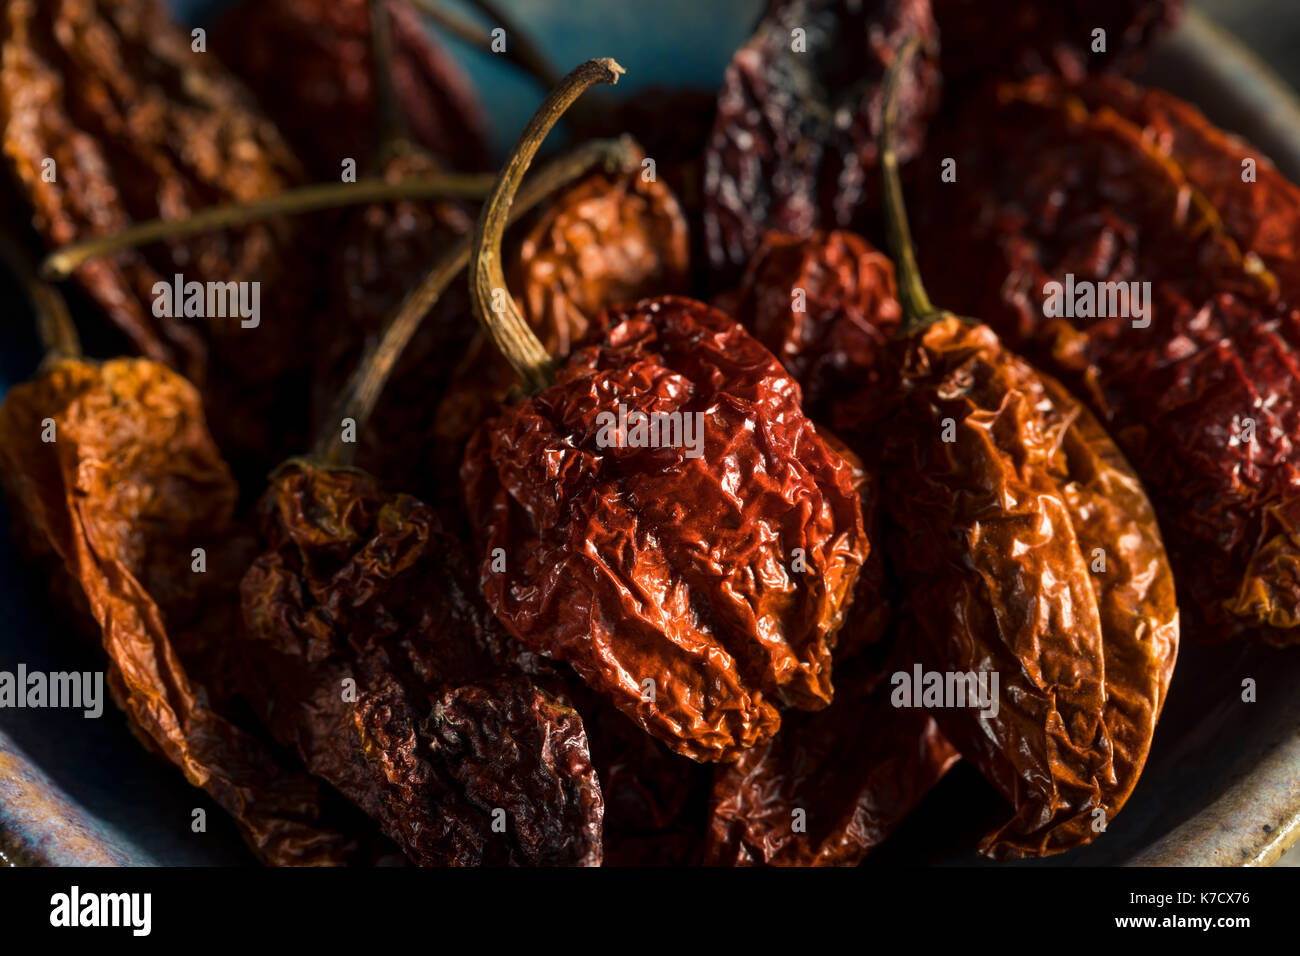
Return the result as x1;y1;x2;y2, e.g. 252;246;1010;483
315;135;638;466
41;173;495;280
468;58;625;395
879;35;949;334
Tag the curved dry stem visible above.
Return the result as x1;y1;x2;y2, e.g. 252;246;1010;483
41;173;495;280
369;0;409;159
0;234;79;358
315;135;639;466
469;57;625;395
879;35;949;334
407;0;563;94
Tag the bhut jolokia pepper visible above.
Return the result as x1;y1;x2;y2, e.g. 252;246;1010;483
912;77;1300;645
713;230;901;425
236;140;632;866
435;137;691;484
461;59;870;764
866;39;1179;858
702;0;940;286
0;0;307;432
213;0;490;176
705;231;955;864
714;229;903;661
1069;76;1300;296
705;637;959;866
930;0;1182;84
0;238;347;866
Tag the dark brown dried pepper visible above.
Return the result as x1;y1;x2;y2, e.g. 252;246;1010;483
913;78;1300;644
213;0;490;176
1071;76;1300;296
931;0;1182;83
239;462;603;866
705;640;959;866
714;229;901;425
462;60;870;763
562;680;707;866
0;355;346;866
702;0;939;284
871;41;1178;857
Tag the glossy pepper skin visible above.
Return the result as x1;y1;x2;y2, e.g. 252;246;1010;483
239;462;604;866
875;317;1178;858
716;230;903;658
702;0;940;285
705;643;959;866
0;358;346;866
213;0;490;175
462;296;869;763
914;79;1300;644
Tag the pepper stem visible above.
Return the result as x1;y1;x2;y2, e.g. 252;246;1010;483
0;235;79;359
41;173;495;280
314;136;639;466
879;36;948;333
369;0;409;160
468;58;625;394
407;0;563;93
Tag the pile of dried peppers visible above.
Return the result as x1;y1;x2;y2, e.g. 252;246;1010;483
0;0;1287;865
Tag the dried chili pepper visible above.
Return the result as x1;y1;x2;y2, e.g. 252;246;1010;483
931;0;1182;84
461;60;869;763
239;462;602;866
1070;76;1300;294
0;0;304;381
563;678;709;866
0;258;347;863
581;87;717;288
868;39;1178;857
213;0;490;176
0;0;321;477
235;139;636;865
705;640;959;866
509;144;691;356
912;78;1300;644
715;229;901;424
714;229;905;659
702;0;939;285
435;139;690;472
